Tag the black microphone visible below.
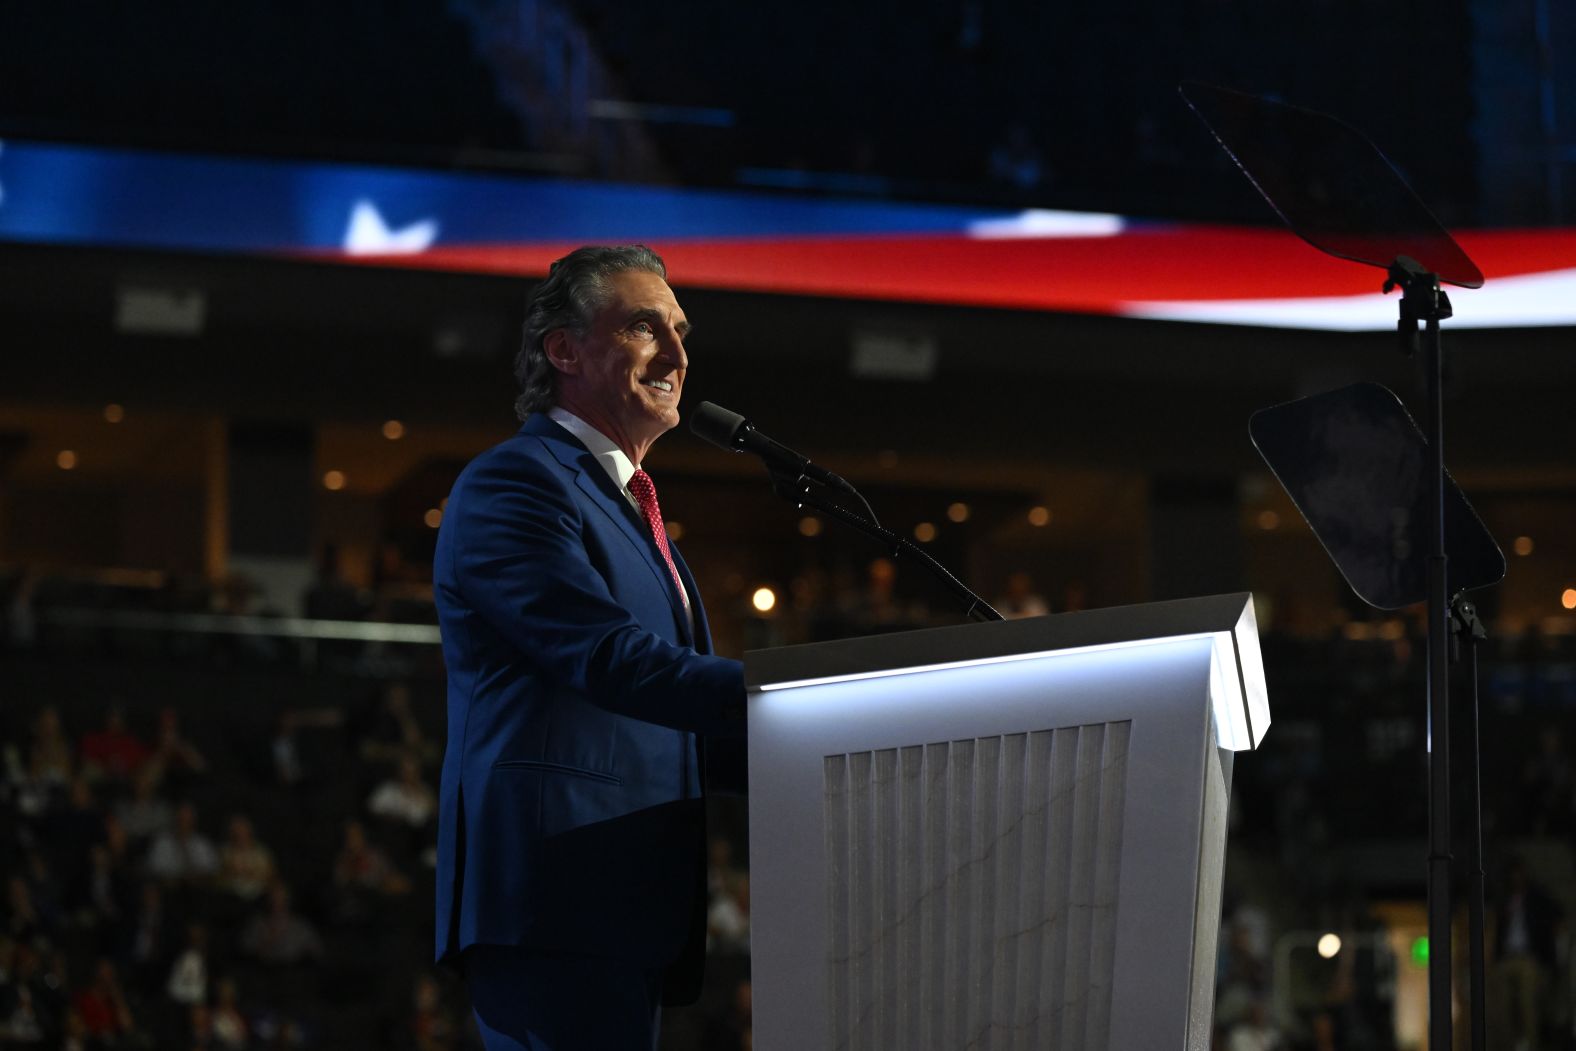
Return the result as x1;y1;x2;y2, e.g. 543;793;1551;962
690;402;855;494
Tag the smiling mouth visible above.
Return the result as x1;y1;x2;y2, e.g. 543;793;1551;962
640;379;674;393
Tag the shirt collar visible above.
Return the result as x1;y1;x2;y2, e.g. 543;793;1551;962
547;407;638;495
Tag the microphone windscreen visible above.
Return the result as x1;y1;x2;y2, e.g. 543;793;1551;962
689;402;748;450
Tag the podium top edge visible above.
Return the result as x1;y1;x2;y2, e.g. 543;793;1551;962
745;592;1259;691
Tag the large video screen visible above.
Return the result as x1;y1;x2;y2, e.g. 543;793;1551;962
2;137;1574;330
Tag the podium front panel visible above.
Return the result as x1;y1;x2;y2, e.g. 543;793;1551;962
747;600;1263;1051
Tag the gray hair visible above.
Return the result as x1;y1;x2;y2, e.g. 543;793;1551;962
513;244;669;419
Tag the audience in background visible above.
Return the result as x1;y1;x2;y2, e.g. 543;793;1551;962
8;571;1576;1049
79;703;151;783
241;883;324;967
1492;857;1563;1051
368;755;437;830
166;922;210;1007
216;815;277;903
146;802;220;885
116;764;175;844
150;706;209;792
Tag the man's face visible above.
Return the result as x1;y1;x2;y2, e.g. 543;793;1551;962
550;269;690;459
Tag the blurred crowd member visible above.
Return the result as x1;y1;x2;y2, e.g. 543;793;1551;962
165;922;210;1007
127;882;179;988
3;567;39;648
150;707;208;792
115;765;174;845
706;873;750;957
241;883;323;966
5;874;51;945
996;571;1050;620
331;820;409;924
70;958;137;1044
409;973;457;1051
46;778;103;880
368;755;436;829
216;815;276;902
1;928;62;1043
269;711;309;788
1226;999;1281;1051
1493;858;1562;1051
360;682;439;771
210;978;249;1048
79;704;150;784
266;707;344;790
27;706;74;790
146;802;220;885
78;832;137;944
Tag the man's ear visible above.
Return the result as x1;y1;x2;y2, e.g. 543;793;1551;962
543;329;579;376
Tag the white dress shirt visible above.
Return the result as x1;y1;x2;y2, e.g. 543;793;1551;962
548;408;693;623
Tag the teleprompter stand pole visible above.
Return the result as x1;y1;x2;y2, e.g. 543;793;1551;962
1384;256;1460;1051
767;470;1004;624
1451;593;1490;1051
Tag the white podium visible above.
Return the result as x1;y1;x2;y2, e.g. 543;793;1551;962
744;593;1270;1051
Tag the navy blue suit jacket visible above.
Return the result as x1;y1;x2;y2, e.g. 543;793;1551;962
432;413;744;997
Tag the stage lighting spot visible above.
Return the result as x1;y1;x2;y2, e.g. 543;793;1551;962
1563;588;1576;611
1257;510;1280;530
1317;933;1341;959
1514;536;1534;556
947;502;970;523
57;450;77;470
665;521;685;541
424;508;443;529
383;420;406;440
104;404;125;423
322;470;346;491
914;522;937;543
1027;506;1051;527
752;587;777;613
798;517;822;537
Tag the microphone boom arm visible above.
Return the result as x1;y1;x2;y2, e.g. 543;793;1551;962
768;469;1004;624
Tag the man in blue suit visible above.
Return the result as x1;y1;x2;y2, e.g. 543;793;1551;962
432;245;746;1049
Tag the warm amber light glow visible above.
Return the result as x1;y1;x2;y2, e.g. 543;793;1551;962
1514;536;1534;556
322;470;346;491
665;521;685;541
877;450;899;469
751;587;777;613
1563;589;1576;611
1027;506;1051;527
424;508;443;529
798;516;823;537
1257;510;1281;531
947;502;970;523
103;404;125;423
56;450;78;470
382;419;405;440
1317;933;1342;959
913;522;937;542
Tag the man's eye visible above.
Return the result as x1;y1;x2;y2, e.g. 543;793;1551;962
631;321;655;336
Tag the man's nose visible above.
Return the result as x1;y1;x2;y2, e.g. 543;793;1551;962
661;329;688;370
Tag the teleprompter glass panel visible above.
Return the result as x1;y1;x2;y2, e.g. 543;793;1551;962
1250;383;1504;610
1182;82;1483;289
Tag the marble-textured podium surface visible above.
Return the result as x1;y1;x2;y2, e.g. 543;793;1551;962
744;593;1269;1051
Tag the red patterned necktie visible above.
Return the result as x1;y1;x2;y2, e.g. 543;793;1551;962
627;469;689;607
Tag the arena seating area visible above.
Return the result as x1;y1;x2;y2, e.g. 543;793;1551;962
4;566;1576;1047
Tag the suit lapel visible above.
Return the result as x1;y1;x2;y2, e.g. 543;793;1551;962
526;415;695;643
669;545;707;652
